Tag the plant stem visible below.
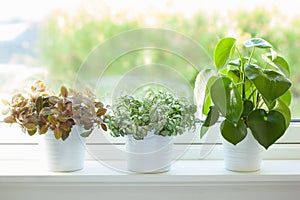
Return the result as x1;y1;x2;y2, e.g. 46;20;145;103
248;47;255;64
235;47;245;98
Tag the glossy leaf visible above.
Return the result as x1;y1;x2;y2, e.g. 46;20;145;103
241;99;254;117
221;119;247;145
101;123;108;131
248;109;286;149
214;37;236;71
274;100;291;128
245;64;292;102
210;77;243;123
264;54;290;77
202;106;219;127
244;38;272;49
280;90;292;106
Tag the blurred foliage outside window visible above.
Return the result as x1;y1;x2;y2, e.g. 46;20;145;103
0;0;300;117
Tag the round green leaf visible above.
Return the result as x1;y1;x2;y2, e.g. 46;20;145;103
221;119;247;145
244;38;272;49
245;64;292;102
248;109;287;150
214;37;236;71
210;77;243;124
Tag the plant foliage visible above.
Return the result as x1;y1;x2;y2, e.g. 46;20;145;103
3;80;107;140
106;90;197;140
195;37;292;149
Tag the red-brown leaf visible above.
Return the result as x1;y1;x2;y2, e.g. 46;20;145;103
96;108;107;116
4;116;16;123
101;123;107;131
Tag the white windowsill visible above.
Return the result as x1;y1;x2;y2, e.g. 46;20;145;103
1;160;300;200
1;160;300;182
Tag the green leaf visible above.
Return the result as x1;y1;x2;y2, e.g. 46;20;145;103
245;64;292;102
202;106;219;127
244;38;272;49
248;109;287;149
200;125;209;138
27;128;37;136
274;100;291;128
203;94;212;115
241;99;254;117
279;90;292;106
194;69;217;115
221;119;247;145
264;55;290;77
210;77;243;123
214;37;236;71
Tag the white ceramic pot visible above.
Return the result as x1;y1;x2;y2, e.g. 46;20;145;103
41;125;86;172
126;132;173;173
222;129;265;172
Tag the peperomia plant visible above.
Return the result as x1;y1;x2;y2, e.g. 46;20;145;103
3;80;107;140
106;90;197;140
195;37;292;149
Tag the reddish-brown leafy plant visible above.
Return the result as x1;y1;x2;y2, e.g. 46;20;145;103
3;80;107;140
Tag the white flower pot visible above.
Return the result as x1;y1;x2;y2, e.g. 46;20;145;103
222;129;265;172
126;132;173;173
41;125;86;172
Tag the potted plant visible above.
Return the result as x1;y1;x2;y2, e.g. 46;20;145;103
3;80;107;171
194;37;292;171
106;90;197;173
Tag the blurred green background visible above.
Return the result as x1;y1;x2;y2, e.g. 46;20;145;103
36;5;300;117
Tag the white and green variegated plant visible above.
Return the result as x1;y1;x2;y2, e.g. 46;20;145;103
106;90;197;140
195;37;292;149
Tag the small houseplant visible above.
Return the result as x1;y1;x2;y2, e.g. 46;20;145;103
194;37;292;171
106;90;197;173
3;80;107;171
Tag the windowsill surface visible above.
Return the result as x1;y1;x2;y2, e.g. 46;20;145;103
1;160;300;183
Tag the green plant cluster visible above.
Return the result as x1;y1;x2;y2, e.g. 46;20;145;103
3;80;107;140
106;90;197;140
196;37;292;149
